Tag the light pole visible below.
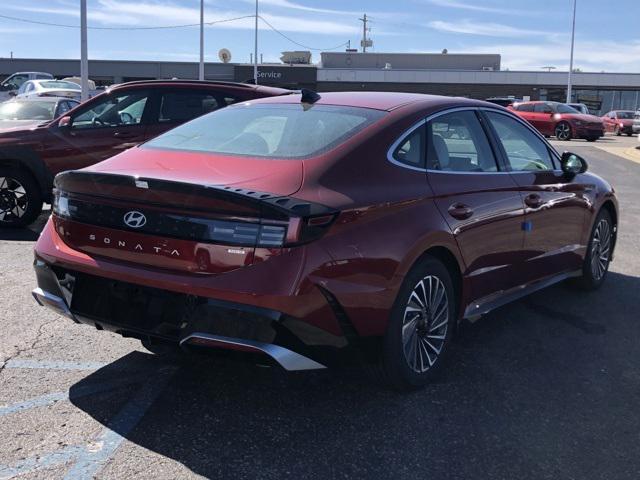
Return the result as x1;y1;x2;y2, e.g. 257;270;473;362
254;0;259;84
80;0;89;101
199;0;204;80
566;0;577;103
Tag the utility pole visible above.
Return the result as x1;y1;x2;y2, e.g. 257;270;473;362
80;0;89;101
254;0;259;84
199;0;204;80
359;14;372;53
566;0;577;103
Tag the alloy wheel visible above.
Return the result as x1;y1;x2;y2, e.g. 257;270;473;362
590;218;611;281
402;275;449;374
0;176;29;223
556;123;571;140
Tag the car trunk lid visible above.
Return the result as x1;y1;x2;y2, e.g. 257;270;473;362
52;163;335;276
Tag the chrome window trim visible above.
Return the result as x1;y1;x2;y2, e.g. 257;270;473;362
386;105;562;175
386;118;428;172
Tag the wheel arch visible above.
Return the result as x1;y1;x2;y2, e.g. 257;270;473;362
0;149;52;201
402;244;466;325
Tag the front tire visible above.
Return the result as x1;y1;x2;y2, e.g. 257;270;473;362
372;257;456;390
0;167;43;228
555;122;572;141
576;209;613;290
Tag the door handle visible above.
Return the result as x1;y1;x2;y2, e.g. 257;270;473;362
447;203;474;220
114;131;135;139
525;193;543;208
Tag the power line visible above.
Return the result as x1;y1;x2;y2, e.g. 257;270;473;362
0;13;254;30
0;11;349;52
258;15;349;51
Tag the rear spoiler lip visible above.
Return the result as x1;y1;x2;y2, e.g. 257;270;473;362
54;170;336;219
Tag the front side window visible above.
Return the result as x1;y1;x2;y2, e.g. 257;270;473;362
392;125;424;168
556;103;579;114
486;111;555;171
158;91;222;123
144;104;385;159
427;111;498;172
71;91;149;129
534;103;553;113
1;74;28;90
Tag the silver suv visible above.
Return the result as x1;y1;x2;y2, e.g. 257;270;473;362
633;111;640;135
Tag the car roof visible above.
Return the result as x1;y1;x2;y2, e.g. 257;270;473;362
12;72;52;76
108;79;290;96
243;91;491;112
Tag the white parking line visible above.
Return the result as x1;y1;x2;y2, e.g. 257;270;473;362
4;359;109;370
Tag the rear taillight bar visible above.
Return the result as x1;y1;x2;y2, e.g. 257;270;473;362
53;191;337;248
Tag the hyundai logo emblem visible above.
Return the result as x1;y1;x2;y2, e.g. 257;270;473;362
123;211;147;228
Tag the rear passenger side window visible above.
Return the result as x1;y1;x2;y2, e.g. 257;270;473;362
392;126;425;168
159;91;221;124
427;111;498;172
485;111;555;171
517;104;534;112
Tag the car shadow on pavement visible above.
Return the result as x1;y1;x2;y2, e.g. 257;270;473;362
69;270;640;479
0;209;49;241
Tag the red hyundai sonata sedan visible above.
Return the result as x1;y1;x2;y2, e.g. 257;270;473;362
32;91;618;389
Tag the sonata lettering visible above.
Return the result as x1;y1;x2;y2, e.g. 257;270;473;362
87;234;180;256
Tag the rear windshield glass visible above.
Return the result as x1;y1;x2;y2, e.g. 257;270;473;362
0;100;56;120
143;103;386;159
39;81;80;90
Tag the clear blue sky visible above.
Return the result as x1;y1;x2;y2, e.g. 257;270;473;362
1;0;639;72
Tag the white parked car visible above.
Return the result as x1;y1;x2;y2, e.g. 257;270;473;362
633;111;640;135
0;72;54;101
16;79;81;100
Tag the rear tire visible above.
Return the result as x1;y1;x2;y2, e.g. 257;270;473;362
575;209;613;290
555;122;572;141
0;167;43;228
370;257;456;390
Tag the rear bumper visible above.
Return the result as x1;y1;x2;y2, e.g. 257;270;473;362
32;255;369;370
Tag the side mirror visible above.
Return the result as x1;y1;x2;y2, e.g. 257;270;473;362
8;90;17;97
58;116;72;128
560;151;588;176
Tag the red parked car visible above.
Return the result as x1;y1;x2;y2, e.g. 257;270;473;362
510;101;604;141
602;110;636;136
32;91;618;389
0;80;288;227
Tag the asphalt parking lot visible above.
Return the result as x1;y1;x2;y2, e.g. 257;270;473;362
1;134;639;480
